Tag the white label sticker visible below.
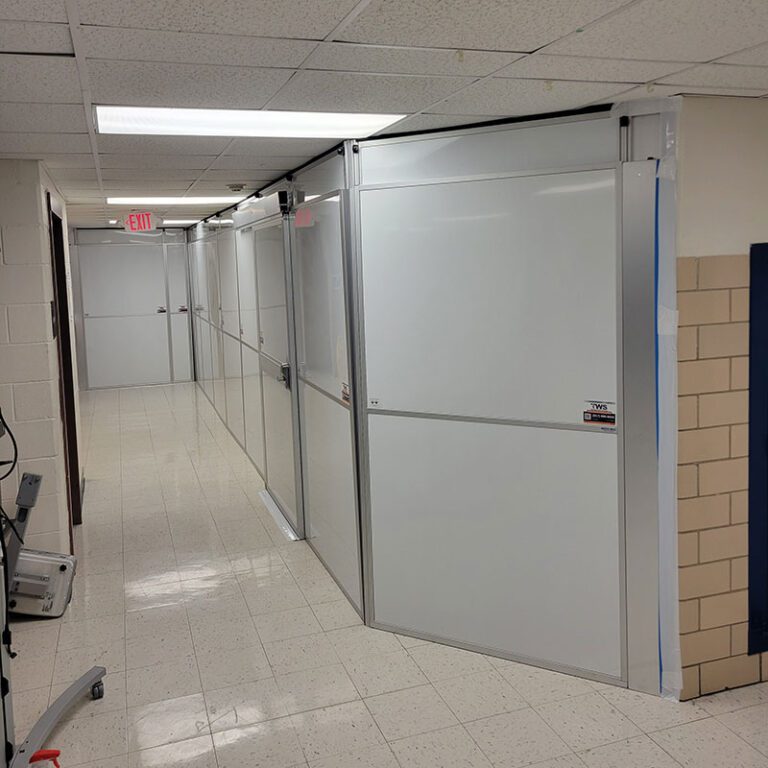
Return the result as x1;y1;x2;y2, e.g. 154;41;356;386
583;400;616;428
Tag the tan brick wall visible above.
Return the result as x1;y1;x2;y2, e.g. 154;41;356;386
677;253;768;698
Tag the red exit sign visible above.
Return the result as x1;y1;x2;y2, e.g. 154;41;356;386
124;212;156;232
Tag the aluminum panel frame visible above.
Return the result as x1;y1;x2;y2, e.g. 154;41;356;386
348;115;663;691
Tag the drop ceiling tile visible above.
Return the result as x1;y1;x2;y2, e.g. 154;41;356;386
82;27;314;68
224;137;336;157
99;153;218;169
39;154;95;168
0;132;91;153
0;103;86;133
78;0;358;39
201;169;276;182
0;54;80;102
718;43;768;67
305;42;522;77
190;181;259;191
100;169;201;181
0;21;72;53
211;154;309;170
339;0;631;51
90;60;293;109
545;0;768;62
102;182;193;191
496;55;689;83
96;136;230;154
658;63;768;90
431;78;628;116
609;83;768;102
269;70;473;113
0;1;67;22
51;168;98;181
64;194;105;202
377;112;501;134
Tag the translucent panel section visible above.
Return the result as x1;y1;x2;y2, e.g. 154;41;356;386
242;346;265;475
171;314;192;382
255;223;289;363
262;355;297;529
85;316;170;387
360;170;617;426
360;117;618;186
369;415;621;678
211;326;226;420
79;245;165;317
294;195;349;399
206;237;221;328
167;244;189;311
301;383;361;610
236;226;260;350
218;229;240;338
223;332;245;445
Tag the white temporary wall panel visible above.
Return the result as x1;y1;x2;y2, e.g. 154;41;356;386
79;244;166;317
236;227;260;350
255;224;290;364
361;170;617;425
368;414;622;677
206;238;221;329
301;382;361;610
223;332;245;445
242;345;266;474
211;326;226;421
262;355;298;530
191;241;210;319
167;244;189;311
359;117;618;186
171;314;192;382
218;229;240;338
85;315;170;388
294;195;349;400
198;318;213;400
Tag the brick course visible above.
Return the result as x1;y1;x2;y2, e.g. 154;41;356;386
677;254;764;699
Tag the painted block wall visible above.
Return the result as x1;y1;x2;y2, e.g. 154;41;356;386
0;159;72;553
677;97;768;698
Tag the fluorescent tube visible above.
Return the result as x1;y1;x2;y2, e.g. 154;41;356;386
95;106;405;138
107;196;243;205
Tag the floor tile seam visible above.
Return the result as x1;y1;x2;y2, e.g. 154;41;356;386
709;710;768;759
594;687;713;735
417;671;527;765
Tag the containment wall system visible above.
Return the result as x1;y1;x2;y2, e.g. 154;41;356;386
347;104;679;695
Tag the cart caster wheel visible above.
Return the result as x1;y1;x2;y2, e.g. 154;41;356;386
91;681;104;700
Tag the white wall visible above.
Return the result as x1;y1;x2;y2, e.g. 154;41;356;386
678;97;768;258
0;159;74;553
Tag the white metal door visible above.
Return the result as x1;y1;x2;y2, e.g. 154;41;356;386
80;243;171;387
168;243;192;381
255;222;300;532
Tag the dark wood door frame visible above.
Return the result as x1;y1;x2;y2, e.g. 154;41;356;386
46;193;83;544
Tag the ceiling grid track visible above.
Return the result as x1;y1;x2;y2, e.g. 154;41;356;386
63;0;107;223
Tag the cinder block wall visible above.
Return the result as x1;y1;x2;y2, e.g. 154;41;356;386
677;253;768;698
0;159;71;553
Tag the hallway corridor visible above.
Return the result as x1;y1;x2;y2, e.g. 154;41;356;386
7;384;768;768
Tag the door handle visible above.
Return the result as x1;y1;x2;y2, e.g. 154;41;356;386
156;306;167;313
277;363;291;390
178;305;188;313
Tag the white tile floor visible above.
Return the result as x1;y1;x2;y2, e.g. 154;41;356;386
8;383;768;768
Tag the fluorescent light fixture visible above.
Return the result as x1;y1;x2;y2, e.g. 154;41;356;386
95;106;406;139
107;196;242;205
161;219;200;226
108;219;117;224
